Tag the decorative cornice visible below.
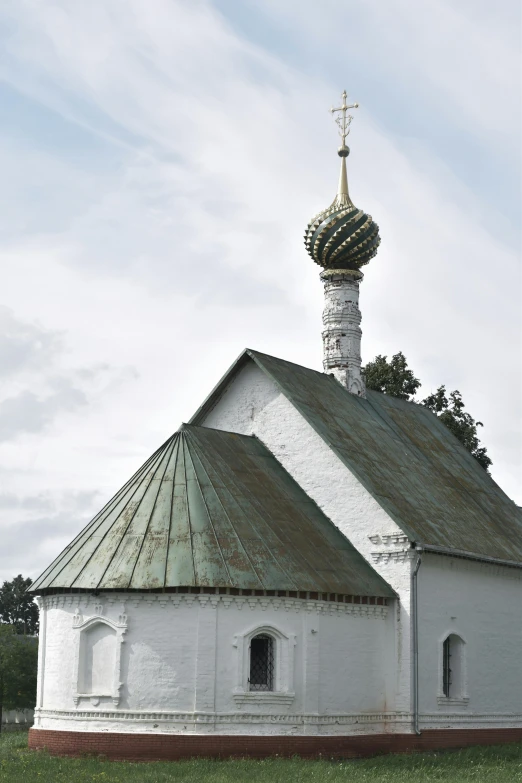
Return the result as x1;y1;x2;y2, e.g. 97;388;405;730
320;268;363;280
35;708;411;726
422;713;522;725
368;534;410;547
35;708;522;728
371;551;411;565
368;532;414;565
41;593;389;619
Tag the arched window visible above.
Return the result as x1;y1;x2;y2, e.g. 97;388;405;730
442;634;465;699
249;634;274;691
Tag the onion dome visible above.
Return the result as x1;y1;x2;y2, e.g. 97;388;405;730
305;151;380;272
304;92;380;273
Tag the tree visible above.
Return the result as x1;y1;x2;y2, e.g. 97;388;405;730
0;575;39;635
363;353;492;471
0;624;38;732
421;386;492;471
363;352;420;400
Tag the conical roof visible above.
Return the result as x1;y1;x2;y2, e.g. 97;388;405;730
31;424;393;597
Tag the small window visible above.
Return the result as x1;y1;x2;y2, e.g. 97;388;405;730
442;636;451;697
249;634;274;691
442;634;465;699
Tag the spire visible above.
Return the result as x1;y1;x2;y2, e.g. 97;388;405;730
330;90;357;209
335;155;352;208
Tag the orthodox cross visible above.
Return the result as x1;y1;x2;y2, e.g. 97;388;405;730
330;90;359;146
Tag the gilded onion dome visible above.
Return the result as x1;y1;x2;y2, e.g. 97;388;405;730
304;92;380;272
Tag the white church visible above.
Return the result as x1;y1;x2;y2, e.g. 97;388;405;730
29;93;522;760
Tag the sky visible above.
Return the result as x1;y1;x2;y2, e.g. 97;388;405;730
0;0;520;583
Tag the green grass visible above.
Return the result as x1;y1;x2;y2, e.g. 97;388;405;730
0;731;521;783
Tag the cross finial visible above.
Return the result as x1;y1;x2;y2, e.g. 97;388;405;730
330;90;359;152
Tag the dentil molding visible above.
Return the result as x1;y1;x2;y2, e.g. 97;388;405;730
41;593;389;620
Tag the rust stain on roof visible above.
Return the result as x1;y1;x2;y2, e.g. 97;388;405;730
194;350;521;564
31;424;393;597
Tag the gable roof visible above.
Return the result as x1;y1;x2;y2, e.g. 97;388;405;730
191;349;522;565
31;424;393;597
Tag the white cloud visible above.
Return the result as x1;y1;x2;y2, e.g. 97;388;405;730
0;0;519;581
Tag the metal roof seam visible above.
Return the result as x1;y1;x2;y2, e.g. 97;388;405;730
180;432;197;584
182;430;234;586
163;434;180;589
187;427;311;591
187;427;298;588
30;440;168;591
81;439;172;591
244;351;522;563
184;428;264;589
36;437;170;591
247;432;397;595
187;426;361;594
126;436;177;590
250;352;413;539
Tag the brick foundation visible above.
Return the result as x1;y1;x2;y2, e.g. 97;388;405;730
28;728;522;761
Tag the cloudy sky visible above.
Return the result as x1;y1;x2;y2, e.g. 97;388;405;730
0;0;520;583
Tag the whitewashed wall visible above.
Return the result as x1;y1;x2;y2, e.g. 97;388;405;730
33;593;394;735
417;553;522;728
199;359;411;715
199;358;522;730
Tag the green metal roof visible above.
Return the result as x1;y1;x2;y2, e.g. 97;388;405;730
31;424;393;597
192;350;522;564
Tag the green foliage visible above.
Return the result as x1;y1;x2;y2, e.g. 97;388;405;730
1;731;521;782
421;386;493;471
363;353;492;471
0;576;39;636
363;352;421;400
0;626;38;730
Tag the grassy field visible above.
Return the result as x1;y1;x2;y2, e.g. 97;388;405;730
0;731;521;783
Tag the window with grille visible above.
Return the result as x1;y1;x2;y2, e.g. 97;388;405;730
249;634;274;691
442;636;452;697
442;634;466;700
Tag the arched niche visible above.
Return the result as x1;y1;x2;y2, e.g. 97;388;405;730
72;614;127;707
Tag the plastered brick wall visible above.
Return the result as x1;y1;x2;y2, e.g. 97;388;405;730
199;359;522;730
34;591;392;735
417;553;522;726
200;360;411;713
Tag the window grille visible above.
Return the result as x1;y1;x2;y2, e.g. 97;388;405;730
443;636;452;697
249;634;274;691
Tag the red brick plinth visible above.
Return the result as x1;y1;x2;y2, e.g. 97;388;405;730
28;728;522;762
